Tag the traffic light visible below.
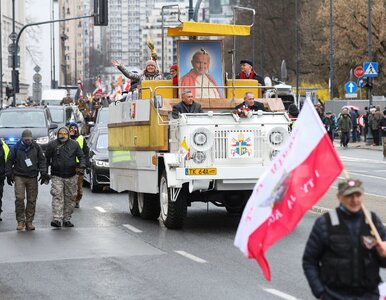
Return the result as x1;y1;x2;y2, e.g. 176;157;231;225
5;86;13;98
94;0;108;26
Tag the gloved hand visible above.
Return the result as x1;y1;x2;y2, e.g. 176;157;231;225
6;175;14;186
76;168;85;176
38;173;50;185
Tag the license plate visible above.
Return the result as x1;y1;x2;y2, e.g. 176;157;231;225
185;168;217;176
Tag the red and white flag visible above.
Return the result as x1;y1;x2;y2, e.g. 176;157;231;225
234;99;343;281
93;77;103;97
77;79;84;98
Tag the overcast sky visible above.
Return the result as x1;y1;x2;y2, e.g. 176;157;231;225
25;0;58;93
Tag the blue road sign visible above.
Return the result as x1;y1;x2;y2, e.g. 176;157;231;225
344;81;358;94
358;77;364;88
363;62;378;77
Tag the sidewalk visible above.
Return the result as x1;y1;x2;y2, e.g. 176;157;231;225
333;139;383;151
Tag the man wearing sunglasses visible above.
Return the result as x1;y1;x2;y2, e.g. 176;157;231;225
45;127;85;228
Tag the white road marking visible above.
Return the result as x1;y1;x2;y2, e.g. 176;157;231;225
123;224;142;233
337;171;386;181
94;206;106;213
174;250;207;263
340;156;383;163
263;288;299;300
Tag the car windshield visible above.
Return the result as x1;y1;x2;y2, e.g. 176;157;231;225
96;133;108;150
50;109;65;123
0;111;46;128
97;109;109;124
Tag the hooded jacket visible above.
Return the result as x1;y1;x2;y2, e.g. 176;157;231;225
45;127;86;178
69;122;90;166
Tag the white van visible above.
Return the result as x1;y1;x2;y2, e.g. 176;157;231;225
40;89;68;106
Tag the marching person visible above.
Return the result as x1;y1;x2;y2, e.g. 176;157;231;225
303;178;386;300
6;129;48;231
235;92;266;112
172;90;203;119
68;122;89;208
45;127;85;228
323;112;337;142
0;138;9;222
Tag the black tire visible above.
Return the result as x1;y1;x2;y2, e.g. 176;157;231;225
138;193;160;220
159;171;187;229
90;169;102;193
224;191;249;215
128;191;140;217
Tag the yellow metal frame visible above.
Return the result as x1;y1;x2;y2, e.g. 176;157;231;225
167;21;251;37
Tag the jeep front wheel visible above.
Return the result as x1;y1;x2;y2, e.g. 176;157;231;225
159;171;187;229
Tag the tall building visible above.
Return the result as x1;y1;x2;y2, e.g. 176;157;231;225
1;0;27;103
58;0;91;89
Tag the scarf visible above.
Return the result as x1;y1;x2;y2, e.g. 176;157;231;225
239;69;255;79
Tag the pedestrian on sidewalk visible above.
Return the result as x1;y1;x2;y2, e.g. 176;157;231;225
0;139;9;222
371;106;382;146
5;129;48;231
323;112;336;142
337;109;352;148
380;109;386;161
45;127;85;228
303;178;386;300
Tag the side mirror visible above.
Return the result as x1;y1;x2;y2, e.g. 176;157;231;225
154;95;163;109
49;123;58;130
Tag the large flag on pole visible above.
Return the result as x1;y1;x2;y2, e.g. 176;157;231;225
234;99;344;281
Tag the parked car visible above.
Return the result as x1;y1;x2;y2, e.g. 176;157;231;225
0;106;58;151
49;105;86;134
83;126;109;192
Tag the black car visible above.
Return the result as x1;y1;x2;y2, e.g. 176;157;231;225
0;106;58;151
84;126;109;192
49;105;86;134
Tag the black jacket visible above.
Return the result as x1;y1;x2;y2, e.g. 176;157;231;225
45;138;85;178
172;101;203;119
235;101;265;112
303;206;386;299
380;116;386;137
6;140;46;178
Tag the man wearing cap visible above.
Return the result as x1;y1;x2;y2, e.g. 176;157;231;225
45;127;85;228
236;60;264;87
172;90;203;119
5;129;48;231
60;93;73;105
303;178;386;300
322;112;337;142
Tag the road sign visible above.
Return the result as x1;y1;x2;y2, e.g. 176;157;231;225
8;33;17;41
358;77;364;88
345;93;358;98
8;55;20;68
8;43;20;54
354;66;364;78
33;73;42;83
363;62;378;77
344;81;358;94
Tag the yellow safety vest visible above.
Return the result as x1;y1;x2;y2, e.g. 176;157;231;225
75;135;84;163
1;141;9;162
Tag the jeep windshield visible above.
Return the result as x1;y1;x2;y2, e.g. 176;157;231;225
50;109;65;123
0;111;47;128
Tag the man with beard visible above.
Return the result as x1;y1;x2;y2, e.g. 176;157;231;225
45;127;85;228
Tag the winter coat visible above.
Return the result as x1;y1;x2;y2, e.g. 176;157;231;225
338;115;352;133
45;127;85;178
117;65;162;83
6;140;46;178
172;101;203;119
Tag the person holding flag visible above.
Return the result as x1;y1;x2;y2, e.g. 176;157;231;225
234;98;344;281
302;178;386;300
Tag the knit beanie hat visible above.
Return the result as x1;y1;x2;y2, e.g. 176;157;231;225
22;129;33;138
145;60;156;67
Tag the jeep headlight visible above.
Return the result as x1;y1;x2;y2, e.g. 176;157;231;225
268;127;288;146
270;149;280;160
190;127;213;152
95;160;109;167
36;136;49;144
191;151;206;164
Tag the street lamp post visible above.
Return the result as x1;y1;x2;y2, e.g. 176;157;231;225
329;0;334;101
365;0;374;145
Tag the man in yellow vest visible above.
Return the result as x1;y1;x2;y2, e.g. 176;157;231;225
69;122;89;208
0;139;9;222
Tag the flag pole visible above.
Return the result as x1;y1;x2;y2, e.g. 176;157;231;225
342;169;381;242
